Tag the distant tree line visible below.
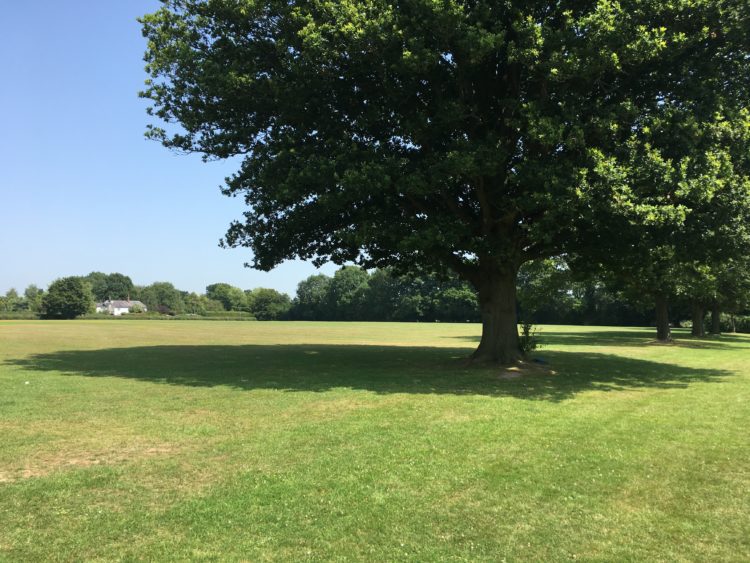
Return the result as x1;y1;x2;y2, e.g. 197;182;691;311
0;273;291;321
286;262;750;332
0;285;45;314
517;258;750;334
289;267;479;322
3;261;749;332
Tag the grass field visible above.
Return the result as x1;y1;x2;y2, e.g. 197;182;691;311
1;320;748;561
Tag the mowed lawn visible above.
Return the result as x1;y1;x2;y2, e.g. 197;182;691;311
0;321;748;561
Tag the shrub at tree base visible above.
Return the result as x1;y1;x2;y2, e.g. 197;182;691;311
519;322;541;356
0;312;39;320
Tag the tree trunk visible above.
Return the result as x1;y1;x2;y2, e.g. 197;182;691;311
472;268;521;364
655;294;671;342
691;303;705;337
710;302;721;335
730;314;736;333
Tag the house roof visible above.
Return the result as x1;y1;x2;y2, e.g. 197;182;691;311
99;300;146;308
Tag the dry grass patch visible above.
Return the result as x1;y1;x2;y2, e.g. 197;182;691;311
499;360;557;380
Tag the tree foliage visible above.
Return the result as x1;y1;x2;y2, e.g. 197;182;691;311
85;272;135;301
0;289;22;313
24;285;45;312
288;267;480;322
293;274;332;320
206;282;248;311
325;266;370;321
41;277;94;319
141;0;750;362
246;287;291;320
572;108;750;339
134;282;186;314
183;292;226;315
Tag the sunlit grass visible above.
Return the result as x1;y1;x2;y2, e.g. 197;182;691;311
1;321;748;560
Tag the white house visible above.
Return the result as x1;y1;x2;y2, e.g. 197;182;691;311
95;300;147;316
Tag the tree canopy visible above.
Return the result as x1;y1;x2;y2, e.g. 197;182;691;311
141;0;750;362
206;282;248;311
85;272;135;301
41;277;94;319
245;287;292;320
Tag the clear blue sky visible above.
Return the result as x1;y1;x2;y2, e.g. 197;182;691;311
0;0;337;296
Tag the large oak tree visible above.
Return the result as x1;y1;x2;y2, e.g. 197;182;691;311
141;0;748;362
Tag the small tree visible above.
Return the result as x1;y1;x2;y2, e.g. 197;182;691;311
206;283;248;311
325;267;370;321
291;274;332;320
246;288;291;320
24;285;45;313
184;292;225;315
134;282;186;314
41;277;94;319
1;289;22;312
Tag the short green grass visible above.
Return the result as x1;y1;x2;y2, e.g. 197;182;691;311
1;321;748;561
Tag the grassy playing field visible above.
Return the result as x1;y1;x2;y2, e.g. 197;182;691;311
0;320;748;561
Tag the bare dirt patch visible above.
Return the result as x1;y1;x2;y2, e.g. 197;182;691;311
499;361;557;380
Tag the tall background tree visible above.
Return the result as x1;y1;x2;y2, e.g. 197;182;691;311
141;0;749;362
134;282;186;314
324;266;370;321
23;285;45;313
292;274;332;320
0;289;22;313
85;272;135;302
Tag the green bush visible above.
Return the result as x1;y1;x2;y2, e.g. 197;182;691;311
171;313;256;321
193;310;255;319
519;321;541;356
79;313;116;320
0;311;39;320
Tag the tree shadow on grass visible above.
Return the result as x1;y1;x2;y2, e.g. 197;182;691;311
449;329;747;349
5;344;733;402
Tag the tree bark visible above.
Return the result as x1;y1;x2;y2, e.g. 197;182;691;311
710;302;721;335
655;294;671;342
691;303;705;337
472;267;521;364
